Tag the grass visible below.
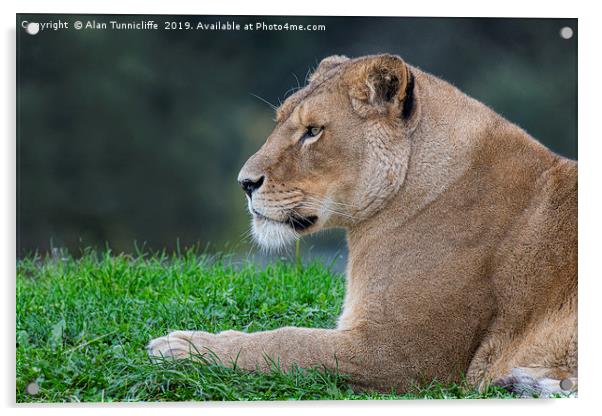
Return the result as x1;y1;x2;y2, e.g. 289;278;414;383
16;249;517;402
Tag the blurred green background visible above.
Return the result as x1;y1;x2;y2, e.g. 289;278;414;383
16;15;577;259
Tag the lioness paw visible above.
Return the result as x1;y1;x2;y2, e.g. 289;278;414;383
147;330;215;360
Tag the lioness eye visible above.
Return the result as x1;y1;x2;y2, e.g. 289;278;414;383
300;126;323;143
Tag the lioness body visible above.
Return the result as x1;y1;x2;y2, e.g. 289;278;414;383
149;54;577;396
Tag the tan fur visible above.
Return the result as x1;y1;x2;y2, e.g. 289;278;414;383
148;54;577;396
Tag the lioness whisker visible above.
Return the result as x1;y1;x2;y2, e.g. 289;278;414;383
296;203;355;220
238;226;255;243
304;202;355;215
298;197;356;214
283;82;303;100
304;194;361;209
249;92;278;111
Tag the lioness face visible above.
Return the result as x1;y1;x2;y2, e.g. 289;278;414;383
238;54;414;250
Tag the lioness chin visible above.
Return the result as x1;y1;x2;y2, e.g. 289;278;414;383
148;54;577;397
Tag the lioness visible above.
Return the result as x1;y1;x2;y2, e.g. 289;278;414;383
149;54;577;397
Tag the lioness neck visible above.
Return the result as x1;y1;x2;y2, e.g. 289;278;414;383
350;67;559;241
343;67;561;313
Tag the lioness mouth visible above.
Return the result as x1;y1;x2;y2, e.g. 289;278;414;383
288;215;318;232
252;210;317;232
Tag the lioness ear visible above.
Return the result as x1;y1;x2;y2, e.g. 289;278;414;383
309;55;349;83
346;54;412;118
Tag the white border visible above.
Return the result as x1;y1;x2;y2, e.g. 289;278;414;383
7;0;582;17
3;1;601;415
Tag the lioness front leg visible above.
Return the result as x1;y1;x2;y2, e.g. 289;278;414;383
148;327;357;374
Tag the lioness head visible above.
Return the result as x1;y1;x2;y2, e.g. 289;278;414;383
238;54;418;250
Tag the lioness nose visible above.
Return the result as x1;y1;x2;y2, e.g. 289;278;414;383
238;176;264;197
